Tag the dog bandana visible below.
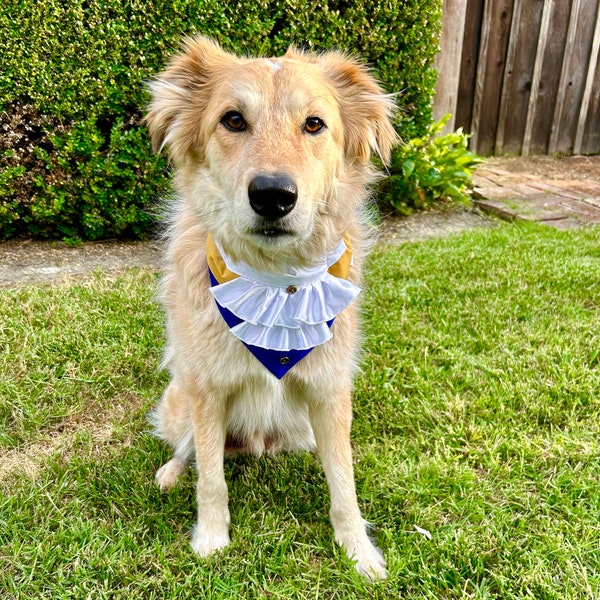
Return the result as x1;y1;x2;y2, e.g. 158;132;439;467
207;234;360;378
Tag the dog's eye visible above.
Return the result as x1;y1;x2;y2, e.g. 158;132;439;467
221;111;247;132
304;117;326;135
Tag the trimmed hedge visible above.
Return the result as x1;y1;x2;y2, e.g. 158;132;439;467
0;0;442;241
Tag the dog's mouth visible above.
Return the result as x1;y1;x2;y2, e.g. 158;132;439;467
249;224;296;240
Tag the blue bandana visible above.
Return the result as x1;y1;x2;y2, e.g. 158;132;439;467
207;235;360;379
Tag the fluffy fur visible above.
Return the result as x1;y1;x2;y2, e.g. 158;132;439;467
145;36;397;580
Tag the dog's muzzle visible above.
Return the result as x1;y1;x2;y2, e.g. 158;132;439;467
248;174;297;221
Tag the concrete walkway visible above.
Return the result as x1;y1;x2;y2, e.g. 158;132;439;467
472;156;600;229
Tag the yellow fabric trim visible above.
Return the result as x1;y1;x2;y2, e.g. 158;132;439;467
206;233;353;284
206;234;239;283
327;233;353;279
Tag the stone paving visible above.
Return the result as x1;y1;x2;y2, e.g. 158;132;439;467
472;157;600;229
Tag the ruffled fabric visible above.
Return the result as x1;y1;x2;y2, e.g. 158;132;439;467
209;239;360;351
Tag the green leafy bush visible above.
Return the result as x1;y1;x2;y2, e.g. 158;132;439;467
29;118;166;242
0;0;442;241
380;115;485;215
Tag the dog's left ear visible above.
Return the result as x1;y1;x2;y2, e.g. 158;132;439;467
319;53;398;165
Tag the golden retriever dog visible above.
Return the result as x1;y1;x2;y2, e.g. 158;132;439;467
145;36;397;580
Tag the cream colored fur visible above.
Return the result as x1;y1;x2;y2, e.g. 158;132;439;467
145;36;397;580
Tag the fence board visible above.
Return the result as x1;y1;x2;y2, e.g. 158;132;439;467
521;0;552;155
470;0;515;155
574;1;600;153
581;42;600;153
495;0;523;155
434;0;468;132
527;0;571;154
455;0;486;131
497;0;545;155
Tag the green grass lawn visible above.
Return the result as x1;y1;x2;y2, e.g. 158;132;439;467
1;222;599;599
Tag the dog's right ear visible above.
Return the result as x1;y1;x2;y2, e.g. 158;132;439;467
144;36;238;164
316;52;398;166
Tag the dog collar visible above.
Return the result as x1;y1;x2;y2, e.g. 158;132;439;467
207;234;360;378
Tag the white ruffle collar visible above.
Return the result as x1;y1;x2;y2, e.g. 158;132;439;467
209;239;360;351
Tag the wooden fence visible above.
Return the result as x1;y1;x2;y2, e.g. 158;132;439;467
434;0;600;156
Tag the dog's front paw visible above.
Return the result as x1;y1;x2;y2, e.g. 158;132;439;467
191;524;230;558
350;539;387;581
335;527;387;581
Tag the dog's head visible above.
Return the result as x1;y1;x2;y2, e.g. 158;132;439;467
146;36;397;265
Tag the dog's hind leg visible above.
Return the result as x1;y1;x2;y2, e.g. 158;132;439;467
308;387;387;581
151;381;195;490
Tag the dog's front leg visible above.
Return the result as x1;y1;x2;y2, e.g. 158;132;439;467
189;386;230;557
309;389;387;580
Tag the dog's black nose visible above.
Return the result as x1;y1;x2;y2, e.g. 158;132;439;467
248;174;298;220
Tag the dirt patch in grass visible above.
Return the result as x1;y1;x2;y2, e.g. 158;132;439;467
378;205;497;244
0;395;146;493
0;239;162;289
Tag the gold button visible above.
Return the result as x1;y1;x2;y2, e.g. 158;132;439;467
280;356;290;365
286;285;297;295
